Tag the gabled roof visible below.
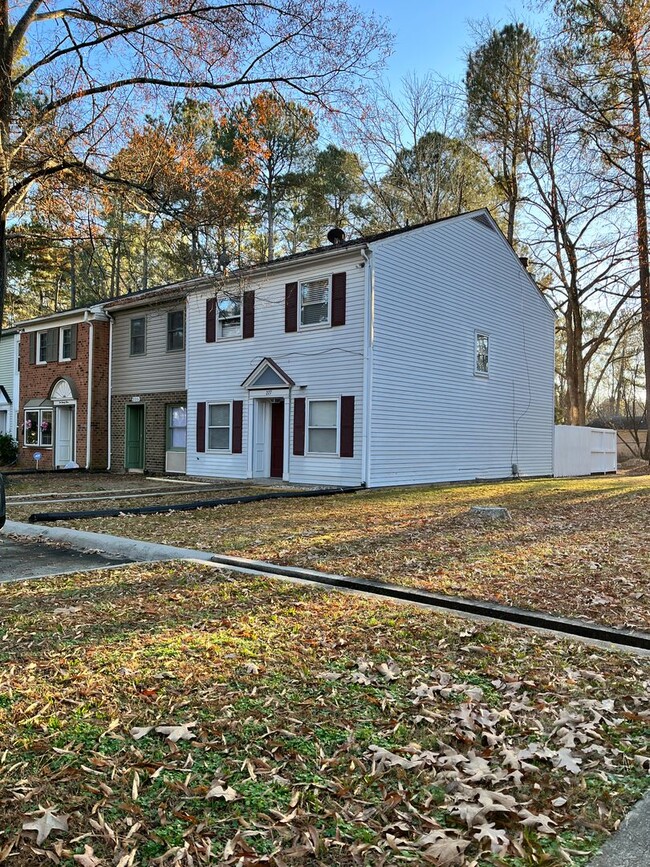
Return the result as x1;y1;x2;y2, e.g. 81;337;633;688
241;358;295;389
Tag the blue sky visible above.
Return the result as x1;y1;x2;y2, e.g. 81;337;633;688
357;0;536;85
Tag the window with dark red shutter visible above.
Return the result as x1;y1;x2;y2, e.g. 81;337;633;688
293;397;305;455
206;298;216;343
340;396;355;457
232;400;243;453
196;402;206;452
331;272;347;327
285;283;298;332
243;291;255;339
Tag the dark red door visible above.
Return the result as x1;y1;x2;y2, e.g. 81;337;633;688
270;402;284;478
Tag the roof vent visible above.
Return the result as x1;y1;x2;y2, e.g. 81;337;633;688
471;213;496;232
519;256;529;270
327;227;345;246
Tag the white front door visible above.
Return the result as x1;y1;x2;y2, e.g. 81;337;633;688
252;400;270;477
55;405;75;467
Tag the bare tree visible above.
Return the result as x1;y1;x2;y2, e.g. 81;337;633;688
0;1;391;330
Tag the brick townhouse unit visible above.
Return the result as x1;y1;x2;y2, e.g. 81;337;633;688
16;306;110;470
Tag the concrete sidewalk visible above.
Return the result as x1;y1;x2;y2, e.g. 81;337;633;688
588;791;650;867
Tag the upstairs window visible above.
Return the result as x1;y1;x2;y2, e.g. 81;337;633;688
60;326;72;361
167;310;184;351
217;294;241;338
475;331;489;376
130;317;146;355
300;278;329;327
307;399;338;454
37;331;48;364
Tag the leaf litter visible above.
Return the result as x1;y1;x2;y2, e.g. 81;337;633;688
0;560;648;865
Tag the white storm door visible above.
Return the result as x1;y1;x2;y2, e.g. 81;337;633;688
55;406;74;467
252;400;270;477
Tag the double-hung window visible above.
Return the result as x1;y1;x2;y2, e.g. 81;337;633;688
24;409;53;447
207;403;231;451
130;317;146;355
166;405;187;450
300;278;329;327
217;294;241;338
475;331;489;376
167;310;184;351
37;332;48;364
307;399;338;454
60;326;72;361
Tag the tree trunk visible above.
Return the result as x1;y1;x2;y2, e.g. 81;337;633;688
69;246;77;308
266;189;275;262
631;63;650;460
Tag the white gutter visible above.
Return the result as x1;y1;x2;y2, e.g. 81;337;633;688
85;312;93;470
12;332;20;441
360;248;375;488
105;310;114;470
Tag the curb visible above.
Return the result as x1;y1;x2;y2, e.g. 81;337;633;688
588;790;650;866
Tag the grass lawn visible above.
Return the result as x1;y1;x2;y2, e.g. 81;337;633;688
42;474;650;632
0;561;649;866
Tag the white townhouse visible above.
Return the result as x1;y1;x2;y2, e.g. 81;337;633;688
0;328;20;439
185;210;555;488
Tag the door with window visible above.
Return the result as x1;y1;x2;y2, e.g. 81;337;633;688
125;404;145;470
165;405;187;473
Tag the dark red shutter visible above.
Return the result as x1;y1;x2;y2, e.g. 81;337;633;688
340;396;355;457
243;291;255;339
232;400;243;453
206;298;216;343
293;397;305;455
196;402;206;453
285;282;298;332
331;272;347;327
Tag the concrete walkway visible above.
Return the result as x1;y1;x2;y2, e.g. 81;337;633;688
0;534;133;582
588;791;650;866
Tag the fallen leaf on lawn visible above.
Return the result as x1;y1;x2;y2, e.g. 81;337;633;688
377;660;400;680
553;748;583;774
473;821;509;853
22;807;69;846
155;723;197;742
421;835;471;865
73;844;101;867
519;809;557;834
53;606;81;615
243;662;259;675
206;781;239;801
130;726;153;740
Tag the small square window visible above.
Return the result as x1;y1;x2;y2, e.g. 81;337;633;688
167;310;184;351
207;403;231;450
307;399;338;454
130;317;146;355
217;295;241;339
475;332;489;376
300;278;330;327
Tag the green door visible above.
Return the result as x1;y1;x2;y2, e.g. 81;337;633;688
125;404;145;470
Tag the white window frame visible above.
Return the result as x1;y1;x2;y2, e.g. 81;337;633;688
474;330;489;377
306;398;340;457
36;331;48;365
217;293;242;340
207;402;232;452
24;408;54;448
59;326;72;362
0;409;7;435
299;276;331;330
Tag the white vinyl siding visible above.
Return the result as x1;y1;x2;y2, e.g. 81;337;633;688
186;252;364;486
111;304;186;395
368;214;555;486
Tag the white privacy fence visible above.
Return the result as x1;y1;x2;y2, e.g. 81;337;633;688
553;425;617;477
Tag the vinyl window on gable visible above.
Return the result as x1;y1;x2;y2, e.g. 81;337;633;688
307;399;338;454
475;331;489;376
300;278;329;327
130;317;146;355
217;294;241;338
24;409;53;447
207;403;231;451
167;310;184;351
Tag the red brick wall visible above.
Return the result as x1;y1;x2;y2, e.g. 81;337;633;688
18;320;110;470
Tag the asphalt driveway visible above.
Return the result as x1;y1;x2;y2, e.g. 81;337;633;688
0;534;133;582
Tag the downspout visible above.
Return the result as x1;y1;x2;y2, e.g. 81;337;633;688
360;248;374;487
105;310;114;470
85;312;93;470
